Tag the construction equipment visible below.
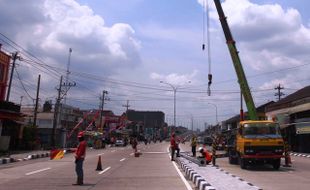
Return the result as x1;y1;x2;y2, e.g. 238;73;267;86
213;0;285;169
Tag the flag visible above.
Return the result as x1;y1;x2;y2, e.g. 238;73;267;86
50;149;65;160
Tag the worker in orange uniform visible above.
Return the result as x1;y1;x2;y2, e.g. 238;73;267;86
73;131;86;186
198;147;212;164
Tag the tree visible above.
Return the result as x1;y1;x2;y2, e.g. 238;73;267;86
43;100;52;112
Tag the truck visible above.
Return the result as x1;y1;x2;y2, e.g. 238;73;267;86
213;0;284;169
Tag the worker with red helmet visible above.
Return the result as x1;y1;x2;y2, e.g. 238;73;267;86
73;131;87;185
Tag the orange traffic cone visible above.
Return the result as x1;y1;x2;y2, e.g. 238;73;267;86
287;153;292;164
283;150;292;167
96;155;103;171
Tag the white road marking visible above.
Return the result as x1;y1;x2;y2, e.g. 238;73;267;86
120;158;126;162
97;153;104;156
167;147;191;190
143;151;167;154
25;167;51;175
111;150;116;153
130;153;134;156
172;161;192;190
99;166;111;175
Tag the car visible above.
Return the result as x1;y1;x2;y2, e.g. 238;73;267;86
115;139;125;147
203;136;213;146
197;137;204;144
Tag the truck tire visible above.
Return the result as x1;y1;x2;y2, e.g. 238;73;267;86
229;153;238;164
239;156;247;169
229;155;234;164
272;159;281;170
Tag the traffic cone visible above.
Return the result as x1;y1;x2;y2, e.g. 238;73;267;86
283;150;292;167
288;154;292;164
96;155;103;171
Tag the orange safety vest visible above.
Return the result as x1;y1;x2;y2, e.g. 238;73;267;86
204;149;212;162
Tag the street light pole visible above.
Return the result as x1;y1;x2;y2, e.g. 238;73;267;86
173;87;176;129
160;81;177;135
160;80;191;136
207;102;218;124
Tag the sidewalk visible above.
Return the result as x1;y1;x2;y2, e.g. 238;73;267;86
0;150;50;165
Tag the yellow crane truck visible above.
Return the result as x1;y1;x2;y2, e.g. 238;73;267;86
213;0;284;169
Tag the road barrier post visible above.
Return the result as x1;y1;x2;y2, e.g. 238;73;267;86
212;141;216;166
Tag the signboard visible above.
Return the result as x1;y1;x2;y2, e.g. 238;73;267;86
295;118;310;134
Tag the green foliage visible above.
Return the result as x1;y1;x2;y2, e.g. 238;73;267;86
23;125;38;149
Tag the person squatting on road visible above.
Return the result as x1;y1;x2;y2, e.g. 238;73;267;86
198;147;212;164
73;131;86;186
191;135;197;157
170;133;177;161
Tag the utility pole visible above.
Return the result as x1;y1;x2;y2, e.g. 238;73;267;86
122;100;130;114
191;115;194;132
19;96;24;105
99;90;108;129
51;76;63;147
33;74;41;127
6;52;19;101
64;48;72;105
275;84;285;101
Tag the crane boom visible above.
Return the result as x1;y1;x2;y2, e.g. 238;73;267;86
213;0;258;120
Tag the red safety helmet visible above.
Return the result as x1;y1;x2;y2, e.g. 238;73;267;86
77;131;84;138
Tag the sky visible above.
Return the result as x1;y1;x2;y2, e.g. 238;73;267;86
0;0;309;130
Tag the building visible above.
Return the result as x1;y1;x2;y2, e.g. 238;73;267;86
126;110;165;139
266;86;310;153
0;44;10;101
0;45;26;151
0;102;25;151
21;101;83;148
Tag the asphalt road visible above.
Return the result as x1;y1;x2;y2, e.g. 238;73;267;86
0;142;193;190
180;143;310;190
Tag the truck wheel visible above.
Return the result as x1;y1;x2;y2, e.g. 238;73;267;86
272;159;281;170
239;156;247;169
229;154;237;164
229;155;234;164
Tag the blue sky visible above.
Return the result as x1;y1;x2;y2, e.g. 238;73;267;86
0;0;309;130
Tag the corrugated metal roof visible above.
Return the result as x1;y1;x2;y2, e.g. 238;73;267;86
266;85;310;112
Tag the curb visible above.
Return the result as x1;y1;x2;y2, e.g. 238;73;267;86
176;158;216;190
0;152;50;165
214;167;262;190
290;152;310;158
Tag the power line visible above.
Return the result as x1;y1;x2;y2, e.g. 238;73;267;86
14;68;35;100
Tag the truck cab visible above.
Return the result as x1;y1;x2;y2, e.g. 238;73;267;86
227;120;284;169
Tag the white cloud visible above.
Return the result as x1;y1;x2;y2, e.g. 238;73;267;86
215;0;310;70
196;0;310;91
1;0;141;73
151;70;198;86
0;0;142;107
